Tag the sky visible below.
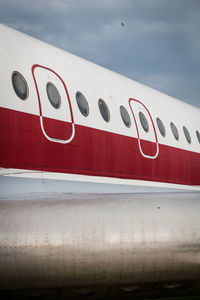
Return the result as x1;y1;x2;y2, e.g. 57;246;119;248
0;0;200;108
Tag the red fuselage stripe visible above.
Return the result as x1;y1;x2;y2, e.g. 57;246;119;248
0;107;200;185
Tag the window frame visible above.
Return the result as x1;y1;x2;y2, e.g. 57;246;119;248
46;82;61;109
120;105;131;128
196;130;200;144
156;117;166;137
183;126;191;144
98;99;110;122
76;91;89;117
170;122;179;141
12;71;29;100
139;111;149;133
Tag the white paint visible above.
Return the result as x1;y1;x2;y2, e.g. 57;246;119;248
0;168;200;192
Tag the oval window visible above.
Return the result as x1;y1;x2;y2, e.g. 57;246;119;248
139;111;149;132
46;82;61;109
120;105;131;128
170;122;179;141
156;117;166;137
12;71;28;100
76;91;89;117
196;130;200;144
183;126;191;144
98;99;110;122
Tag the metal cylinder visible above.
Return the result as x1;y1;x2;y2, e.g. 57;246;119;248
0;192;200;291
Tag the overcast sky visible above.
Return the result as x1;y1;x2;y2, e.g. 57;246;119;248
0;0;200;107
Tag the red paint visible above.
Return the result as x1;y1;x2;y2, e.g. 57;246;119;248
42;117;73;140
0;107;200;185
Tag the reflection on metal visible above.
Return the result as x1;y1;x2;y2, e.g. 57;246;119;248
120;285;141;292
161;283;183;289
0;192;200;293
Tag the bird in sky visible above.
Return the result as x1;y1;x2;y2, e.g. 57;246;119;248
121;22;124;27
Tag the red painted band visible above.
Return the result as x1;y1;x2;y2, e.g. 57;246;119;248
0;107;200;186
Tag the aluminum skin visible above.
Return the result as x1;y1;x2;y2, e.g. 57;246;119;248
0;192;200;294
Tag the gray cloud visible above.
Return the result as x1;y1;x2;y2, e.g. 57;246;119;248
0;0;200;107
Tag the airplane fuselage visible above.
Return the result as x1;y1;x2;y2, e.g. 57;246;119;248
0;24;200;298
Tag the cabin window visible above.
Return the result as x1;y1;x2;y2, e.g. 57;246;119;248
98;99;110;122
12;71;29;100
46;82;61;109
183;126;191;144
139;111;149;132
76;91;89;117
170;122;179;140
156;117;166;137
196;131;200;144
120;106;131;128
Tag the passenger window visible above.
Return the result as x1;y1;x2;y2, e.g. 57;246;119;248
120;106;131;128
183;126;191;144
156;117;166;137
12;71;29;100
46;82;61;109
98;99;110;122
196;131;200;144
76;91;89;117
170;122;179;140
139;111;149;132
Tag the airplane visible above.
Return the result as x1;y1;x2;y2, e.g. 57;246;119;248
0;24;200;299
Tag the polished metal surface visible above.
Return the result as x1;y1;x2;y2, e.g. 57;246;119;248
0;192;200;292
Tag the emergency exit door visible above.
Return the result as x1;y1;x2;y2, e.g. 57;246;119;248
129;98;159;159
32;64;75;144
